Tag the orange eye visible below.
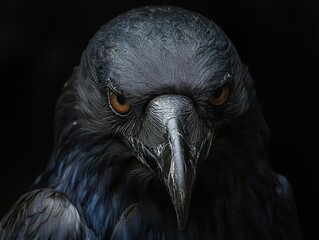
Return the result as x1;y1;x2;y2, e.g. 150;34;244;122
109;90;132;115
209;85;229;106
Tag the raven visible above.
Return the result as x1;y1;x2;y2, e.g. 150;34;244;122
0;6;302;240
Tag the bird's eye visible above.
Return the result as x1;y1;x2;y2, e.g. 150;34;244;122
209;85;229;106
108;90;132;115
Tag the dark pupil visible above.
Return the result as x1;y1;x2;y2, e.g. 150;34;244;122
116;94;127;105
213;87;223;99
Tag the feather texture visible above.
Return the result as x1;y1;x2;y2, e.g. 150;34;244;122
0;6;302;240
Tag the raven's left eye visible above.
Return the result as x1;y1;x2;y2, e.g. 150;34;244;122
209;85;229;106
108;90;132;115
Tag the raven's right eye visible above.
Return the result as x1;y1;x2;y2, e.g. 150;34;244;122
209;85;229;107
108;90;132;116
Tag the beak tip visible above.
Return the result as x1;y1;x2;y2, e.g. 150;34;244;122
177;218;188;231
168;173;193;232
174;198;190;232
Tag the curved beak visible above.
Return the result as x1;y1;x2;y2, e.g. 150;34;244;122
125;95;213;231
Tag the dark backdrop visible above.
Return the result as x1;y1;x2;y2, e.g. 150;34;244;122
0;0;317;238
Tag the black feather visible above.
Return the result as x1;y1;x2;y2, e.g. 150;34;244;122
0;189;95;239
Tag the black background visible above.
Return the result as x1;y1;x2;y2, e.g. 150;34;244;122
0;0;317;238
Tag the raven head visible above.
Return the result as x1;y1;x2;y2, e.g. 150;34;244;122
74;6;252;231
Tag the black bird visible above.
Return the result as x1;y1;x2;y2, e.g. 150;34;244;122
0;6;302;240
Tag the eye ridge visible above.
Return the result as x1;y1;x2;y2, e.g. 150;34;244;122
209;85;229;106
108;90;132;115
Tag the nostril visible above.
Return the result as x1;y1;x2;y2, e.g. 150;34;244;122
147;94;194;122
143;94;203;144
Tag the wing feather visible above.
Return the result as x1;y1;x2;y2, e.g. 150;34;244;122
273;174;303;239
0;189;96;240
